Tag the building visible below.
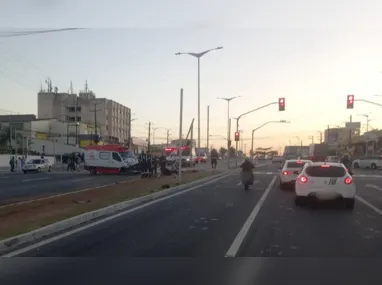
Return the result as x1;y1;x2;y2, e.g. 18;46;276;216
37;82;131;144
0;116;100;155
324;123;361;147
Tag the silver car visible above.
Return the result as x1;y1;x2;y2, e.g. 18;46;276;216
23;159;52;174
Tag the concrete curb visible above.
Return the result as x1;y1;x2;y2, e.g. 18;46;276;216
0;171;228;254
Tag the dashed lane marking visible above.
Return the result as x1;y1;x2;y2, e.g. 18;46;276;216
225;176;277;257
22;177;50;182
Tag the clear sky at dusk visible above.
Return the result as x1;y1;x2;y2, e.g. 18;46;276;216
1;0;382;151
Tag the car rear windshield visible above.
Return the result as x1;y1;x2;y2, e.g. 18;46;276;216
305;166;346;177
286;162;306;168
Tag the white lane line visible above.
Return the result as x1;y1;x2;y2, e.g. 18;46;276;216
71;178;93;182
365;184;382;192
355;195;382;215
4;173;231;257
225;176;277;257
22;177;50;182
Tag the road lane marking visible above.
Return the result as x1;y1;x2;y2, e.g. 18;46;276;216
365;184;382;192
353;174;382;178
355;195;382;215
225;176;277;257
3;173;231;257
71;178;93;182
22;177;50;182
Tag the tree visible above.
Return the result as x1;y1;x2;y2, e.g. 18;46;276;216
229;146;236;157
219;147;227;156
0;126;11;147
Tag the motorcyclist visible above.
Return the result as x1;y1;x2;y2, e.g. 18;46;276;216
240;158;255;183
340;154;352;170
210;148;218;168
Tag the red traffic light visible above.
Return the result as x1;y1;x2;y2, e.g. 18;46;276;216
234;131;240;141
279;97;285;111
347;95;354;109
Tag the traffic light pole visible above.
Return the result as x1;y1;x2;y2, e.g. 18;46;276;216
235;102;278;150
250;120;290;159
354;99;382;107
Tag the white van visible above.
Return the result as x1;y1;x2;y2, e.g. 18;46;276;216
84;150;129;175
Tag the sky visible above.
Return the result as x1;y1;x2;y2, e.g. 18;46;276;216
1;0;382;152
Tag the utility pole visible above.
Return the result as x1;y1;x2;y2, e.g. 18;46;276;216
89;103;102;144
166;129;170;147
308;136;314;144
326;125;329;143
348;114;352;147
147;121;151;152
207;105;210;151
319;131;323;143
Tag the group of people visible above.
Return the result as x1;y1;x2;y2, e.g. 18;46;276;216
9;156;26;172
67;153;82;172
138;150;159;177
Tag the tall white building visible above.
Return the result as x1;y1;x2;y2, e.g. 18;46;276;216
37;85;131;144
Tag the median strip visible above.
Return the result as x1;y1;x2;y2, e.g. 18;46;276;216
0;170;225;254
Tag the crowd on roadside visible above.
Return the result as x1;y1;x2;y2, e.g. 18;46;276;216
9;156;27;172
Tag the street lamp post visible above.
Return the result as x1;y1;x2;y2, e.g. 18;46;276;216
235;101;279;150
217;96;240;152
250;120;290;158
129;116;137;149
175;46;223;149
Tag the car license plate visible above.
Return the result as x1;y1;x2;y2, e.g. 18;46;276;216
328;178;337;185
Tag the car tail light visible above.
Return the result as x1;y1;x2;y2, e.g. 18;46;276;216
320;164;330;168
344;177;352;185
298;176;308;184
282;171;292;175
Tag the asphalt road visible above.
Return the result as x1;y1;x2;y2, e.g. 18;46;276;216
3;161;382;284
0;159;240;206
0;170;140;206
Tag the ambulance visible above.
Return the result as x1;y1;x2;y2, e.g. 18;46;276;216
84;145;139;175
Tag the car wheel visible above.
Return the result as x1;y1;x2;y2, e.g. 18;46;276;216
371;163;377;170
280;182;286;190
344;198;355;210
295;196;305;206
354;163;359;168
23;171;27;174
37;167;41;173
48;166;52;172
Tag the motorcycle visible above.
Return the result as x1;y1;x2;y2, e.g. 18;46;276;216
240;170;254;191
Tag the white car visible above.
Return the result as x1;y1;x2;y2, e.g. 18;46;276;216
295;162;355;209
326;156;340;163
272;155;283;163
23;158;52;174
352;155;382;169
279;159;312;190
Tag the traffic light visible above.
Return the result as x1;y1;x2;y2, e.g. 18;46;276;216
234;131;240;141
278;97;285;111
347;95;354;109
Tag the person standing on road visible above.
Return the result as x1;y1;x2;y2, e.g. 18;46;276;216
9;156;15;172
138;150;148;177
146;151;153;177
152;155;158;177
